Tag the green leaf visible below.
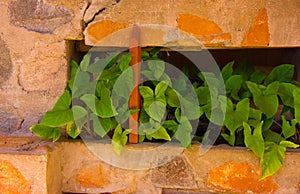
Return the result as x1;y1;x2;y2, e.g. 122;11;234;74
163;120;178;134
139;86;154;99
278;83;297;107
119;54;133;72
40;109;73;127
80;94;97;113
293;89;300;122
248;108;262;127
68;60;79;90
224;98;250;133
282;117;297;139
30;124;61;142
166;88;180;107
246;82;279;118
261;141;286;179
263;129;284;144
52;90;71;111
250;70;265;84
86;52;120;74
264;64;294;85
221;133;235;146
72;105;87;120
280;140;299;148
148;60;165;79
225;75;243;100
150;47;161;57
155;82;168;97
180;96;200;120
148;101;166;122
113;67;134;99
80;54;91;71
195;86;210;105
243;122;264;158
175;117;192;147
221;61;234;81
112;125;131;155
96;99;117;118
92;114;112;137
146;126;171;141
66;121;80;139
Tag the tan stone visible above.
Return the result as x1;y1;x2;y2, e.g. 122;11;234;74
148;156;198;188
85;20;129;45
242;8;270;47
177;14;231;46
83;0;300;47
206;161;278;193
75;163;110;188
0;136;62;194
0;159;31;194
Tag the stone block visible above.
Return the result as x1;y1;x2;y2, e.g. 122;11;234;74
0;36;12;87
0;136;61;194
83;0;300;48
9;0;74;34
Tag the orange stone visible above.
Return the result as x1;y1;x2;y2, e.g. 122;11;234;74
75;163;110;188
242;8;270;46
86;20;129;43
177;14;231;46
0;159;31;194
206;161;278;193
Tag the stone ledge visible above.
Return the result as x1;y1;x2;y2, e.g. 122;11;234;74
1;137;300;193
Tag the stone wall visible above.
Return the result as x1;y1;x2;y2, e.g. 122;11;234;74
0;0;299;134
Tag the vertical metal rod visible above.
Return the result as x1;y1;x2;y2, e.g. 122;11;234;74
129;25;141;143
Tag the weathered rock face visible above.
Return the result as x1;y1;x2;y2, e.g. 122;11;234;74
0;36;12;87
0;159;31;194
9;0;74;34
0;104;23;134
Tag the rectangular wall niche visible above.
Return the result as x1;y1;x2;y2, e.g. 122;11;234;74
73;41;300;82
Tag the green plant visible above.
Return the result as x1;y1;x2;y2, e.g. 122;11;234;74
196;61;300;179
30;48;300;179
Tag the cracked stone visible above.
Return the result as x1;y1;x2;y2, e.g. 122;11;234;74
9;0;74;33
0;36;12;87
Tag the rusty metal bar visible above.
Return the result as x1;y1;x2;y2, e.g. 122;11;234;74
129;25;141;143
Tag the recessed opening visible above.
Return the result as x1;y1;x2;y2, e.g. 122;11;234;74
68;40;300;145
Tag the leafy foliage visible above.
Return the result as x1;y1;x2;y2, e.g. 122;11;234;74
30;48;300;179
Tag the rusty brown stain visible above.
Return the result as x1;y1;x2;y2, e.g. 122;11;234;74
86;20;129;43
75;164;110;188
206;161;278;194
177;14;231;46
242;8;270;46
0;159;31;194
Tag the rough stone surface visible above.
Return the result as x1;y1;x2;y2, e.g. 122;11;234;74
0;36;12;87
242;8;270;46
84;0;300;47
0;159;31;194
75;163;111;188
0;104;23;134
149;156;198;188
177;14;231;47
0;136;61;194
9;0;74;33
206;161;278;193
